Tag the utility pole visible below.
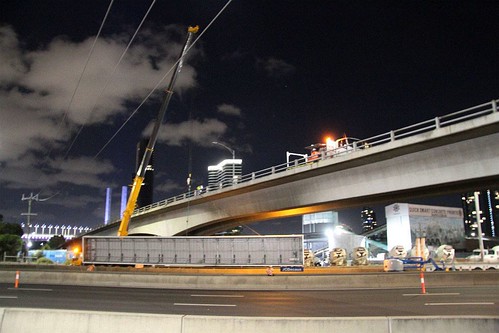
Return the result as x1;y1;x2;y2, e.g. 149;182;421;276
21;192;55;230
474;191;485;261
212;141;236;185
21;193;39;228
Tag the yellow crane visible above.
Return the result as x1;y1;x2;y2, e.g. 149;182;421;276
117;25;199;237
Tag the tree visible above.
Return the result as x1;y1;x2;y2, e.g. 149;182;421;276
0;222;23;237
0;220;24;257
0;234;22;256
47;235;66;249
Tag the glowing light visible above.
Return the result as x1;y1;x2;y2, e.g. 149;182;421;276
325;228;334;239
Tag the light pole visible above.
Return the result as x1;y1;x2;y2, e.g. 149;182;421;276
212;141;236;186
473;191;485;261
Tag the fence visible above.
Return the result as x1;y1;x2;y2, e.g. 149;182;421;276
121;99;498;218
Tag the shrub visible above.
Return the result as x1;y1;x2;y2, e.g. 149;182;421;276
36;257;54;265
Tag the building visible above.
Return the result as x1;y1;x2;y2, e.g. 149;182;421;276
302;211;338;235
462;190;499;238
361;207;378;233
303;211;367;258
385;203;465;251
302;211;338;252
207;159;242;190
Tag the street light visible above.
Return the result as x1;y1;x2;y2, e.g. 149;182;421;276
212;141;236;186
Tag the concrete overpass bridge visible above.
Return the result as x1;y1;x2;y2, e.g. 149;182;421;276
89;100;499;237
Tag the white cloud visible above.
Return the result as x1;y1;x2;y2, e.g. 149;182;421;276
0;153;115;190
47;156;116;187
0;26;25;84
0;94;66;161
18;30;196;126
221;49;247;62
217;103;242;117
155;179;184;194
0;24;198;193
258;57;295;78
145;118;227;146
0;25;197;162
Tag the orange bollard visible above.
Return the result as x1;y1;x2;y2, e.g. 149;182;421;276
14;271;20;288
420;270;426;294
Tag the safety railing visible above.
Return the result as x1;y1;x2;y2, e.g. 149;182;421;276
133;99;498;216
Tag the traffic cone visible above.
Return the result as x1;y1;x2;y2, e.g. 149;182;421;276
420;270;426;294
14;271;20;288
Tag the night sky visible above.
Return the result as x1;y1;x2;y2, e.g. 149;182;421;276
1;1;498;234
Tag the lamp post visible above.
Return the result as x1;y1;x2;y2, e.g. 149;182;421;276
212;141;236;185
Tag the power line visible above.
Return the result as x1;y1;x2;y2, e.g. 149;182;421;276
94;0;234;159
57;0;116;159
64;0;157;159
31;0;115;199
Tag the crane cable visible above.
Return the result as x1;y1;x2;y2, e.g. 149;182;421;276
185;106;194;235
65;0;158;159
30;0;115;201
94;0;234;159
44;0;115;161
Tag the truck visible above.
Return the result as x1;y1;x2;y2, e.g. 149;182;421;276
466;246;499;263
450;245;499;270
82;235;304;267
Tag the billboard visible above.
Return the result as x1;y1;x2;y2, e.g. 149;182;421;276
386;203;465;251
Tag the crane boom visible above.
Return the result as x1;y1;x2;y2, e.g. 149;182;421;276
118;25;199;237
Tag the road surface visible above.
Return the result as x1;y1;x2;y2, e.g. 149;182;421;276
0;284;497;317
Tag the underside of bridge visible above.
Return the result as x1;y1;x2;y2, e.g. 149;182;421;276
181;174;499;236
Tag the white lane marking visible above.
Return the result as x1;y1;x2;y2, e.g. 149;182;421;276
403;293;460;296
425;302;494;306
8;288;53;292
190;294;244;298
0;296;18;299
174;303;236;307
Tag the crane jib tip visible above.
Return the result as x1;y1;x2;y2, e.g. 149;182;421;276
188;25;200;33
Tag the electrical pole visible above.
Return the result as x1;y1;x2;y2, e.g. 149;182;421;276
212;141;236;185
473;191;485;261
21;193;39;228
21;192;56;230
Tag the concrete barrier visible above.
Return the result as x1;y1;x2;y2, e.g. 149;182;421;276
0;269;497;290
389;316;499;333
0;308;497;333
0;308;183;333
182;316;390;333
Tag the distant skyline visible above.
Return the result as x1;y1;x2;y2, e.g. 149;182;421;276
1;1;498;231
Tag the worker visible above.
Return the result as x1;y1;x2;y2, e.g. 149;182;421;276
308;149;319;162
196;185;204;195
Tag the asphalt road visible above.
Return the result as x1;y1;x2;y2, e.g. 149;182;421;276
0;284;497;317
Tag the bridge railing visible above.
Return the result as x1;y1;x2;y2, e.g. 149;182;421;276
133;99;498;216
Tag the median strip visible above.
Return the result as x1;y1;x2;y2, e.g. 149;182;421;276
403;292;460;296
8;287;53;292
190;294;244;298
425;302;494;306
174;303;236;307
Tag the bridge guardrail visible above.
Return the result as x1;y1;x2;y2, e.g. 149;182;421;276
123;99;498;218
